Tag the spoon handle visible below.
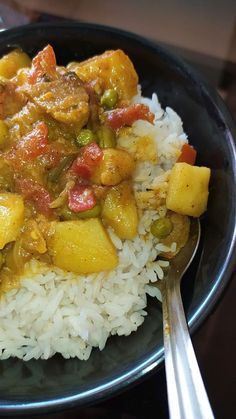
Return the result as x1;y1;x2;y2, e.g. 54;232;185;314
162;271;215;419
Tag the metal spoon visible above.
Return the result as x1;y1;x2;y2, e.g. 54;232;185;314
161;218;215;419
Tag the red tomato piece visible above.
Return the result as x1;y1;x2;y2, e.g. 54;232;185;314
177;143;197;165
82;142;103;167
28;44;56;84
16;122;48;160
15;177;53;217
106;104;155;130
71;142;103;179
68;183;96;212
71;157;92;179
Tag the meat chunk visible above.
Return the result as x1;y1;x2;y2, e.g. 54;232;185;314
21;72;89;127
7;102;42;139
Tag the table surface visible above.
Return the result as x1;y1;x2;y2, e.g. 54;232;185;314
0;1;235;418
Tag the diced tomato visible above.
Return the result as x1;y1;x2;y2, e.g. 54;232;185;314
71;157;92;179
16;122;48;160
68;183;96;212
71;142;103;179
82;142;103;167
28;45;56;84
177;143;197;165
15;176;53;217
106;104;155;130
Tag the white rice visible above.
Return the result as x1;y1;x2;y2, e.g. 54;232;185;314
0;92;187;361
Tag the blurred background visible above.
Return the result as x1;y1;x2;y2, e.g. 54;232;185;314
0;0;236;117
0;1;235;418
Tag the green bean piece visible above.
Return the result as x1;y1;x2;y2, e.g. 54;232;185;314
59;206;77;221
0;120;8;149
100;89;118;109
97;126;116;148
60;203;102;220
48;155;75;183
75;129;96;147
77;203;102;219
150;217;173;239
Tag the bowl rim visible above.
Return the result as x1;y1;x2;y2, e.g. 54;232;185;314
0;21;236;413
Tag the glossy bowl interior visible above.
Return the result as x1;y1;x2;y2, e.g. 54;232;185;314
0;22;236;415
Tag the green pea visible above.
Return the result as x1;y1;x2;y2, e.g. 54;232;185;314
100;89;118;109
75;129;96;147
150;217;173;239
97;126;116;148
0;120;8;149
77;203;102;219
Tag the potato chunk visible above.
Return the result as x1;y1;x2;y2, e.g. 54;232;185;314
68;49;138;103
0;193;25;249
91;148;135;186
0;49;31;79
48;219;118;274
166;163;210;217
102;182;138;239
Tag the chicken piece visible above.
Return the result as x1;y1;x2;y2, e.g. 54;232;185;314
20;72;89;127
7;102;42;139
91;148;135;186
160;212;190;259
67;49;138;104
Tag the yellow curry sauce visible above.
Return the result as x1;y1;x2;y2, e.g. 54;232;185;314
0;46;210;294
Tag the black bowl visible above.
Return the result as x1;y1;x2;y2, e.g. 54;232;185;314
0;22;236;415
